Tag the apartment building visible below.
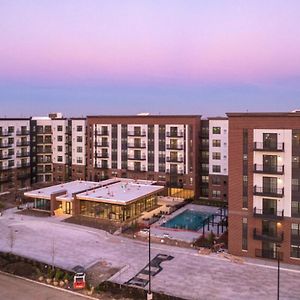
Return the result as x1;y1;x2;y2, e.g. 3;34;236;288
227;112;300;265
86;115;201;198
0;118;32;192
208;118;228;202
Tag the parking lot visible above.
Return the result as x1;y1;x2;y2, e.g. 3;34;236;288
0;209;300;300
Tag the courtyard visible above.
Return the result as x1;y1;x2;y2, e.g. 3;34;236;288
0;208;300;299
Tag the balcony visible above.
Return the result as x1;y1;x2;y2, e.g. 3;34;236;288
17;162;30;169
37;169;52;174
16;152;30;158
291;235;300;246
253;164;284;175
37;149;52;154
128;166;146;172
37;129;52;135
127;142;146;148
166;169;184;175
16;130;30;136
253;142;284;152
95;152;109;158
0;143;13;148
166;156;184;163
127;131;146;137
0;176;13;183
253;186;284;198
96;130;109;136
0;131;13;137
16;141;30;147
0;154;12;160
95;164;109;169
95;141;109;147
166;144;184;150
255;249;283;260
127;155;146;160
253;207;284;220
253;228;284;242
0;165;11;171
166;131;184;138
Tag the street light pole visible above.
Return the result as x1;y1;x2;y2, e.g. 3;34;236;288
276;243;281;300
147;226;153;300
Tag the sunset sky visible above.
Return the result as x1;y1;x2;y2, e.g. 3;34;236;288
1;0;300;116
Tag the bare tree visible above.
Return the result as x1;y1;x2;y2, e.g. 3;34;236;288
7;226;16;253
51;236;56;270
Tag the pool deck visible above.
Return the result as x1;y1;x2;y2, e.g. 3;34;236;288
150;204;224;242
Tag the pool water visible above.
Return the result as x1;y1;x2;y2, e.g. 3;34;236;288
161;209;211;231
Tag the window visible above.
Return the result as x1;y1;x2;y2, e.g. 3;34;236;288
212;176;221;185
212;190;221;199
242;218;248;251
57;156;63;162
212;139;221;147
8;126;14;133
57;146;63;152
212;165;221;173
77;136;83;143
291;224;300;258
212;127;221;134
77;126;83;132
212;152;221;160
57;125;63;131
201;176;209;183
77;157;83;164
77;146;83;153
57;136;63;142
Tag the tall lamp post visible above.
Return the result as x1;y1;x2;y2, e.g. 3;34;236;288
276;243;281;300
147;226;153;300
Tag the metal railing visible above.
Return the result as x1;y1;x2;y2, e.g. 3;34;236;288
166;144;184;150
253;228;284;242
253;207;284;220
253;186;284;198
166;131;184;138
255;249;283;260
253;142;284;151
166;156;184;163
253;164;284;175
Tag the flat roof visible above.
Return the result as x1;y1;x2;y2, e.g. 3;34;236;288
77;180;164;205
24;178;164;205
226;112;300;117
24;180;102;201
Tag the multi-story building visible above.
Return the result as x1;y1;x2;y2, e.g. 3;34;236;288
86;115;201;198
208;118;228;202
227;112;300;265
0;118;32;192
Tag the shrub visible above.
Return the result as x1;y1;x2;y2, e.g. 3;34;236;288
55;269;63;281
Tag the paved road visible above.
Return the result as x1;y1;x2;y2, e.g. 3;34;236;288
1;209;300;300
0;272;90;300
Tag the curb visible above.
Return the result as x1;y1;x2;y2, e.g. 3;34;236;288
0;270;98;300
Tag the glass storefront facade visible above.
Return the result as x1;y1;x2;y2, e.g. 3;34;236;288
33;198;50;211
80;194;158;221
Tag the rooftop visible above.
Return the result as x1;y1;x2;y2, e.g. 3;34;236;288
24;178;164;204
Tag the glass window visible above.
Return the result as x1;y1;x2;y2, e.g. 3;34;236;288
77;126;83;132
212;165;221;173
212;127;221;134
77;136;83;142
57;156;63;162
57;145;63;152
57;125;63;131
57;136;63;142
212;139;221;147
212;152;221;160
242;218;248;250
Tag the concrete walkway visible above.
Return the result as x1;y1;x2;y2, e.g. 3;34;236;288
0;209;300;299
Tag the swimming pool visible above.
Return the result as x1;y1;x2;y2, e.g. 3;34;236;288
161;209;211;231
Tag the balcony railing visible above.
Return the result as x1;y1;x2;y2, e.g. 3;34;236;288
127;142;146;148
17;173;31;180
253;164;284;175
0;154;13;160
166;169;184;175
16;152;30;158
96;130;109;136
127;155;146;160
255;249;283;260
166;156;184;163
95;153;109;158
166;144;184;150
16;141;30;147
0;143;13;148
0;165;11;171
253;186;284;198
127;131;146;137
95;164;109;169
166;131;184;138
37;149;52;154
95;141;109;147
37;130;52;134
253;207;284;220
16;130;30;136
0;131;13;137
128;166;146;172
253;228;284;242
17;162;30;169
253;142;284;152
